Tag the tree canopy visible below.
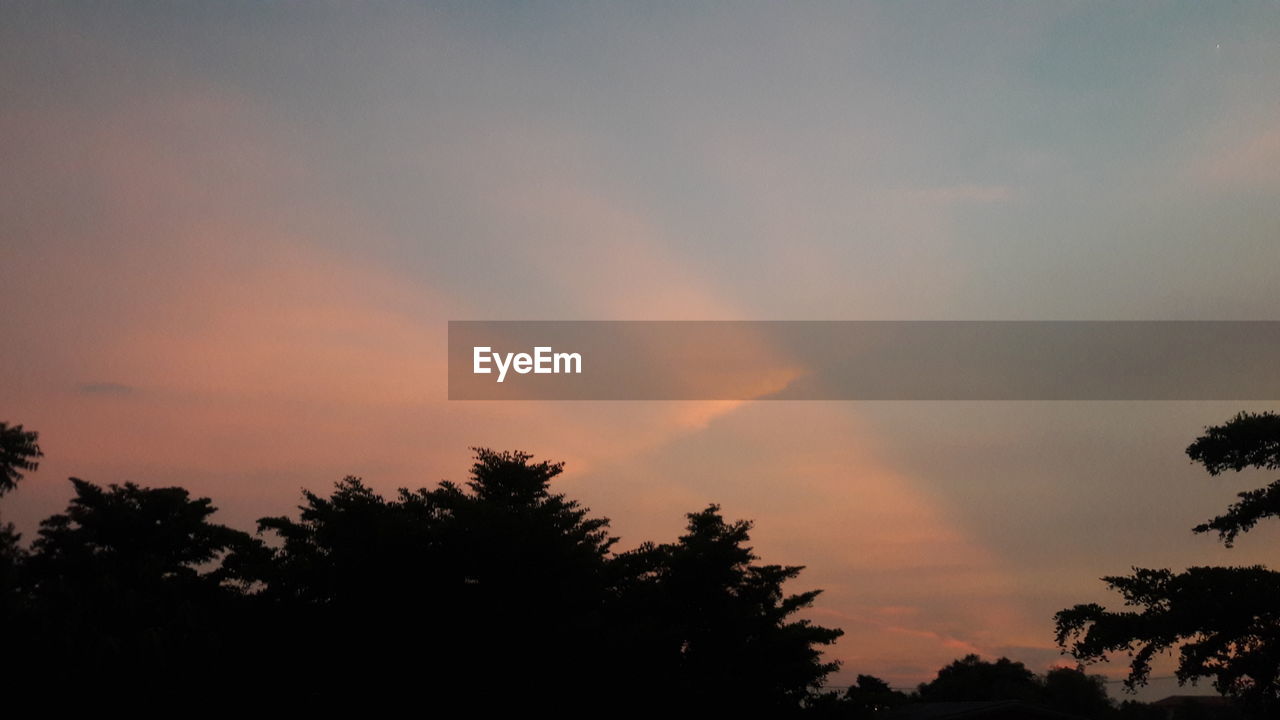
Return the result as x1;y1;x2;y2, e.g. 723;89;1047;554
1056;411;1280;712
0;422;41;619
11;477;263;690
1186;412;1280;547
611;504;844;712
0;435;845;709
918;654;1043;703
0;421;42;496
913;655;1112;718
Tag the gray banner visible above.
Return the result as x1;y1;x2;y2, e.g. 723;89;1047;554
448;321;1280;400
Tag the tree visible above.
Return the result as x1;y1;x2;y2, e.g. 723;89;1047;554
0;421;42;496
915;656;1111;717
10;477;263;692
614;504;844;713
1186;412;1280;547
1;423;41;626
844;674;909;716
0;511;22;617
917;654;1042;703
0;441;851;707
1042;665;1112;718
249;448;621;705
1055;411;1280;712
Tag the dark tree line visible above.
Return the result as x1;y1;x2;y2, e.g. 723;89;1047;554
806;655;1120;719
7;416;1244;716
0;428;841;711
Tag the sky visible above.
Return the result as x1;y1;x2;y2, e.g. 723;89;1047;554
3;1;1280;698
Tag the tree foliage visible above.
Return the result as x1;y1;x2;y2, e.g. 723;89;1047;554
11;477;263;690
612;504;844;712
844;674;909;716
1056;411;1280;711
918;654;1042;703
916;656;1111;718
0;422;41;623
1187;412;1280;547
245;449;623;702
1043;664;1115;718
0;421;42;496
0;436;845;707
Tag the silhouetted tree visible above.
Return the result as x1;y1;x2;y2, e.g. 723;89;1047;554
1043;665;1112;718
0;421;42;496
1056;411;1280;713
614;504;843;714
0;514;21;619
12;477;262;691
0;420;40;622
915;656;1113;716
803;673;908;718
250;448;620;705
918;654;1042;703
844;674;909;716
1;438;848;708
0;422;41;608
1186;412;1280;547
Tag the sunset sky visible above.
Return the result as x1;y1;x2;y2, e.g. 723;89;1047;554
3;2;1280;697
